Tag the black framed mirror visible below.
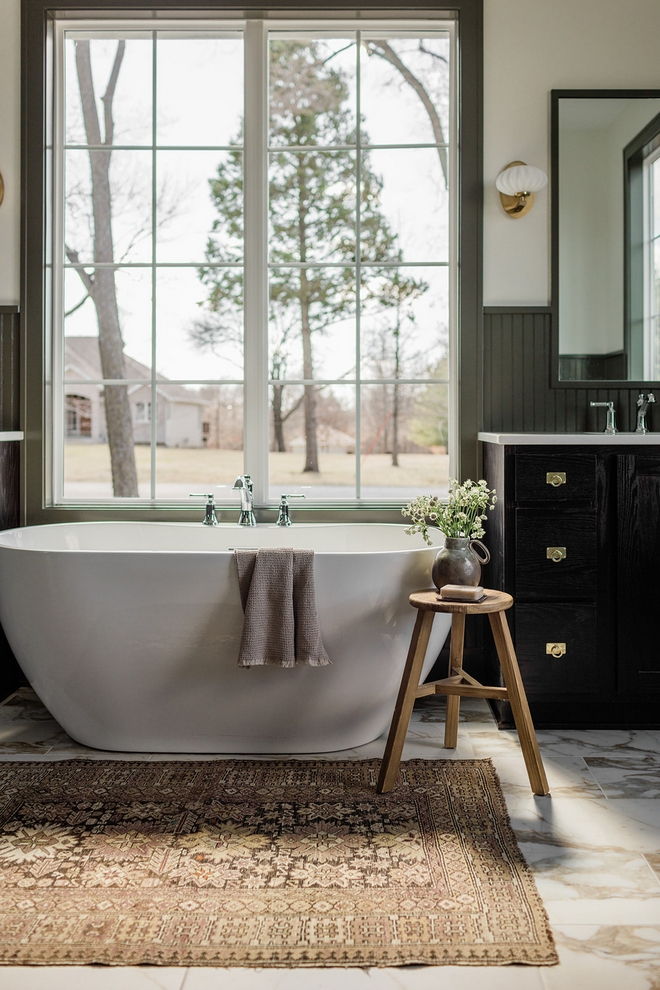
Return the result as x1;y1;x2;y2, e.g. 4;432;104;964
552;89;660;385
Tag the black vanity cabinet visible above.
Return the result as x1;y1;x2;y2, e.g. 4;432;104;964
482;438;660;728
617;453;660;697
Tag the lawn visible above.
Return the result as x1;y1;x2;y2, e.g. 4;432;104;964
64;444;449;497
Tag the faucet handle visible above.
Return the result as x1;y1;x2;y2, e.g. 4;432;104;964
276;493;305;526
190;493;219;526
635;392;656;434
589;400;618;434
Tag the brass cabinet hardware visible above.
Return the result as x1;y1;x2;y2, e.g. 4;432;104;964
546;471;566;487
546;546;567;563
546;642;566;658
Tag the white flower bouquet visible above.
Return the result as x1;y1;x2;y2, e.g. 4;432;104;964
402;478;497;546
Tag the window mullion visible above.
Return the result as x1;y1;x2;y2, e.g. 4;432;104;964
52;23;66;505
447;21;459;483
150;30;158;499
243;20;270;505
355;29;361;500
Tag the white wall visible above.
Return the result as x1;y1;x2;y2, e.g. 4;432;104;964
0;0;20;305
2;0;660;306
165;403;203;448
484;0;660;305
557;100;660;355
558;127;614;353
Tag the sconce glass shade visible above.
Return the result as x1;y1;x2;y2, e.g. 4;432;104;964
495;161;547;218
495;164;547;196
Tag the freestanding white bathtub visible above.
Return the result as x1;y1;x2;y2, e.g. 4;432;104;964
0;522;450;753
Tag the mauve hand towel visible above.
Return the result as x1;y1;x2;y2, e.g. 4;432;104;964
234;547;330;667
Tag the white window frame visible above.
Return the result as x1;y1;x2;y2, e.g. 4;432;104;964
50;15;458;507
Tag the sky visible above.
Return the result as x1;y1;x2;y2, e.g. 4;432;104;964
62;28;452;387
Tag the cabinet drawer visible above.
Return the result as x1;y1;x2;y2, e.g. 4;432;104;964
515;452;596;503
513;604;598;696
515;509;597;599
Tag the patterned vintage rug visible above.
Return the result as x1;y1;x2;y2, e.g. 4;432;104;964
0;759;557;967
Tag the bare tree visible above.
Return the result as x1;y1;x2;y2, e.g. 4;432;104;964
68;40;138;497
364;40;449;188
269;326;305;452
407;358;450;450
364;268;428;466
189;309;305;452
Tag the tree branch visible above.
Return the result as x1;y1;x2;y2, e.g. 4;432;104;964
321;42;355;64
417;41;448;64
102;41;126;146
365;41;448;188
74;41;102;147
65;292;90;318
281;392;305;423
65;246;96;295
279;370;354;424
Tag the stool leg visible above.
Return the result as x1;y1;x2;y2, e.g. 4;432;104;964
377;609;434;793
488;611;550;797
444;612;466;749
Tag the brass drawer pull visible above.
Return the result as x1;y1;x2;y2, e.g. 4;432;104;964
546;546;567;563
546;642;566;658
546;472;566;487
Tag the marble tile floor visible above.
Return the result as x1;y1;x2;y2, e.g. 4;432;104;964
1;688;660;989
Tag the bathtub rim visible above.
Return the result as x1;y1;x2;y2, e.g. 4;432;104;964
0;520;444;555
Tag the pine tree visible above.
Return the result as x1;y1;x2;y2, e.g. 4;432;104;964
193;41;425;472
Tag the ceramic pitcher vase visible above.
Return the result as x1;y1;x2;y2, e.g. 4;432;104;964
431;536;491;591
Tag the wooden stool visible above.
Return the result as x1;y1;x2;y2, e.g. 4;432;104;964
377;589;550;796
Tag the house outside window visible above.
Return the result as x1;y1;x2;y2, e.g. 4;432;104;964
65;394;92;437
50;14;457;504
134;402;151;424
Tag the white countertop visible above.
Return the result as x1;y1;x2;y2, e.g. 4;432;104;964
478;431;660;445
0;432;23;441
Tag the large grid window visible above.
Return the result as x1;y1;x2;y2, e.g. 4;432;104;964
54;18;456;505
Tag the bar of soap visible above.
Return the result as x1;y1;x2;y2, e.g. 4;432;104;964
438;584;484;602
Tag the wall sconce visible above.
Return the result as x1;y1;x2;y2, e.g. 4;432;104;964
495;160;547;218
0;173;4;207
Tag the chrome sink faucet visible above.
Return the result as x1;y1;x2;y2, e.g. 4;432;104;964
590;400;618;434
232;475;257;527
189;493;219;526
276;493;305;526
635;392;656;434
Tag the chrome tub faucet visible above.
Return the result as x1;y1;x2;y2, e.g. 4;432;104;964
232;475;257;527
636;392;656;434
189;493;219;526
276;493;305;526
590;400;618;434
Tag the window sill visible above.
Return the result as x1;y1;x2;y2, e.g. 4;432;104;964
30;502;413;526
